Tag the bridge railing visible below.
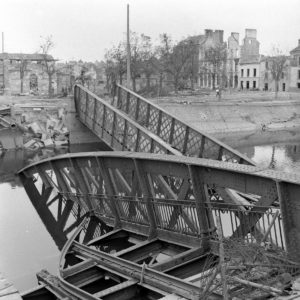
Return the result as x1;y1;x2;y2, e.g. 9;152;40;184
74;84;181;156
114;84;255;165
18;151;300;262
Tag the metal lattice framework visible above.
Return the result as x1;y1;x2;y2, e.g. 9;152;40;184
74;85;181;156
74;84;254;165
18;151;300;263
113;84;255;165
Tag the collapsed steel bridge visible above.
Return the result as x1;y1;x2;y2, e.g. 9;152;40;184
18;84;300;299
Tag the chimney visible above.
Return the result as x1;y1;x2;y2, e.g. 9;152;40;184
205;29;213;37
245;29;257;39
215;30;224;43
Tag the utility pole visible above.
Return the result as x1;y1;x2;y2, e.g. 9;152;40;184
126;4;131;89
2;32;4;53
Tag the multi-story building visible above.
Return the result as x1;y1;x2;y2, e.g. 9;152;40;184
289;39;300;91
259;56;290;92
238;29;260;90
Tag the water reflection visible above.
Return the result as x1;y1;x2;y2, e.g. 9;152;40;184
0;142;109;291
237;143;300;174
0;142;111;188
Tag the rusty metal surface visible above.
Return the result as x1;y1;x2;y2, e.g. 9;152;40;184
113;84;255;165
18;151;300;262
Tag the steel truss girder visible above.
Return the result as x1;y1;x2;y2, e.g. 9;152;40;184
18;151;300;262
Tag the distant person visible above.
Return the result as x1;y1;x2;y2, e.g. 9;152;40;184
216;87;221;100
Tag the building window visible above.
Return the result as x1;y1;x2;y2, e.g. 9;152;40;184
298;83;300;89
247;69;250;77
241;81;244;89
253;68;256;77
241;69;244;77
246;81;250;89
298;70;300;80
253;81;256;89
282;83;286;91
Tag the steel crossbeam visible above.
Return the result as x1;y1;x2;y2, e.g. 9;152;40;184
18;151;300;262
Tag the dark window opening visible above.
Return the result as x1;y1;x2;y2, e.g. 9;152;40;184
246;81;250;89
282;83;286;91
298;83;300;89
298;70;300;80
264;83;268;91
241;69;244;77
253;69;257;77
241;81;244;89
247;69;250;77
253;81;256;89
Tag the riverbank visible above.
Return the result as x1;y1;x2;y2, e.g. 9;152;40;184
152;94;300;135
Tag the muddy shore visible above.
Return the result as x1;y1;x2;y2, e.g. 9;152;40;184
152;96;300;139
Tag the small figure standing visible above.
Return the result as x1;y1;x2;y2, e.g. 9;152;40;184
216;87;221;100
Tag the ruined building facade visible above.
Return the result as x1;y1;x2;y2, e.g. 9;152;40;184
198;29;227;89
198;30;241;89
196;28;300;92
238;29;260;90
0;53;56;95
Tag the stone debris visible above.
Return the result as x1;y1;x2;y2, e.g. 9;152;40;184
0;106;69;151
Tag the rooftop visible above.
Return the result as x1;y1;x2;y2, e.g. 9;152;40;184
0;53;55;61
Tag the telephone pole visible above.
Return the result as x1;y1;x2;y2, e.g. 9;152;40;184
2;32;4;53
126;4;131;89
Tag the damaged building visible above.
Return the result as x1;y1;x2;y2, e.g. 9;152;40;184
0;53;56;95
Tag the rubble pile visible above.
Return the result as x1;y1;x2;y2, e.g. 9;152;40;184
20;108;69;150
2;108;69;150
199;239;300;299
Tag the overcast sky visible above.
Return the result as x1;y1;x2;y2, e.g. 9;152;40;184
0;0;299;62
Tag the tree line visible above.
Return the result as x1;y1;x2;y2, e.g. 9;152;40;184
104;32;202;95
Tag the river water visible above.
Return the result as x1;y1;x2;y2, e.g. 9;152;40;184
0;135;300;292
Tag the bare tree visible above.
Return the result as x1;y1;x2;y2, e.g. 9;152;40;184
139;34;156;91
268;47;288;98
158;34;194;93
40;36;56;97
182;39;199;90
104;42;126;88
203;44;227;91
19;54;29;93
